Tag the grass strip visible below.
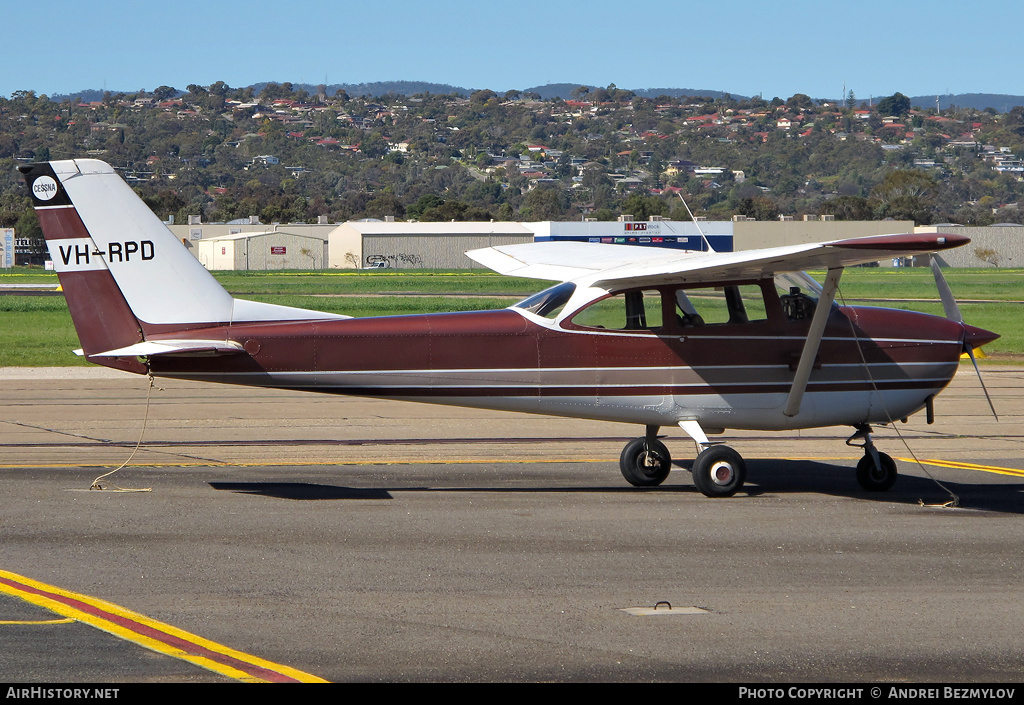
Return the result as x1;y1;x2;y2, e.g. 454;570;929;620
2;268;1023;366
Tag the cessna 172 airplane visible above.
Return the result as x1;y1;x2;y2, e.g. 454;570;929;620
20;159;999;497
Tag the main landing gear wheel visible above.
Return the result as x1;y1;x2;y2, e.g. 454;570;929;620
856;452;898;492
619;438;672;487
691;445;746;498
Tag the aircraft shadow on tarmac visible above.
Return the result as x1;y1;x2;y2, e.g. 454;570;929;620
209;482;392;500
207;459;1023;513
739;459;1024;514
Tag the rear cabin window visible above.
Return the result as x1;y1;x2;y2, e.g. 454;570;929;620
673;284;769;327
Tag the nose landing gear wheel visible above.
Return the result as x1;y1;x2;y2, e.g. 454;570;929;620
619;438;672;486
691;445;746;497
856;452;897;492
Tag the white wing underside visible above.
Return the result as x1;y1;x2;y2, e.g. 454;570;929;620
466;234;964;288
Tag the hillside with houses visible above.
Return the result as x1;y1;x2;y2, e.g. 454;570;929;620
3;83;1024;247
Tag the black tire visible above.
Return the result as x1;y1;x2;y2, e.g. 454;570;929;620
856;452;898;492
619;438;672;486
691;445;746;497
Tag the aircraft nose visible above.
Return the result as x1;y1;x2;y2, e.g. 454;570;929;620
963;323;1000;350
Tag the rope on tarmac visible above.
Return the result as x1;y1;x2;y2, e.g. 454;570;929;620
89;372;157;493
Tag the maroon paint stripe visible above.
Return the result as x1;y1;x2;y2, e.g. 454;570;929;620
0;575;300;683
35;207;91;241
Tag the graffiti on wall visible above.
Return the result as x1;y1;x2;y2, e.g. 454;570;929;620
365;253;423;268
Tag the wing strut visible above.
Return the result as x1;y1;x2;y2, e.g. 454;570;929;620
784;267;843;417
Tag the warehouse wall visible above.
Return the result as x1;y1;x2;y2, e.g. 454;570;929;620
361;234;534;269
916;226;1024;268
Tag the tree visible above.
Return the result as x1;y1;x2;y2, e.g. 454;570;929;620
470;89;497;105
869;169;939;223
519;186;566;221
876;92;911;117
581;165;610;191
152;85;178;101
620;194;668;220
406;194;444;220
363;194;406;220
786;93;813;110
974;247;1001;266
819;195;871;220
735;196;779;221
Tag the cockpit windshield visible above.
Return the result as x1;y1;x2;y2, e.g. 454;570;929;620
774;272;828;321
513;282;577;319
774;272;823;299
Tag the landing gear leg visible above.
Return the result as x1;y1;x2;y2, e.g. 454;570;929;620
619;425;672;487
847;424;898;492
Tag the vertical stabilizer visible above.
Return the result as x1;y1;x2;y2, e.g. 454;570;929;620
22;159;235;331
20;162;147;372
21;159;350;369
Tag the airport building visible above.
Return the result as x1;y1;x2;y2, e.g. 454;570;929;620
167;220;335;271
328;221;534;269
166;215;1023;271
326;217;917;270
196;231;329;270
915;225;1024;267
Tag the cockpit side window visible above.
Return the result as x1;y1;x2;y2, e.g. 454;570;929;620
568;289;664;332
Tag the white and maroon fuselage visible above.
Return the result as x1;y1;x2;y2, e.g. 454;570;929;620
23;158;994;438
140;300;973;431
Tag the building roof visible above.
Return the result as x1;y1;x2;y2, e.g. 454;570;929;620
337;222;533;237
199;230;327;242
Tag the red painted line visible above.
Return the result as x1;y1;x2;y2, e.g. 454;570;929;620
0;573;316;683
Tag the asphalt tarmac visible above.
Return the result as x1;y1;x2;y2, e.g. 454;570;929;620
1;366;1022;683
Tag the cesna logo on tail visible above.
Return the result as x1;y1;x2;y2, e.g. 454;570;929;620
32;176;59;201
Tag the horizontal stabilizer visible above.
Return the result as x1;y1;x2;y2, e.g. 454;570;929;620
88;339;247;358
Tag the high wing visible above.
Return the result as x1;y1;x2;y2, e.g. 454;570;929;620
466;233;970;287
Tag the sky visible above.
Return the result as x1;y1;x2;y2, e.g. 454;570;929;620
4;0;1023;101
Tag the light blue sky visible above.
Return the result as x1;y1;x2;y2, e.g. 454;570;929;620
4;0;1022;100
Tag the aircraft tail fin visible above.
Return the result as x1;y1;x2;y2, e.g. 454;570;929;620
20;161;155;371
20;159;346;371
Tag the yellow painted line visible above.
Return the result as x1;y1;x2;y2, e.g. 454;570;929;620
0;570;327;683
4;457;1023;479
0;458;615;469
896;458;1024;478
0;618;75;625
